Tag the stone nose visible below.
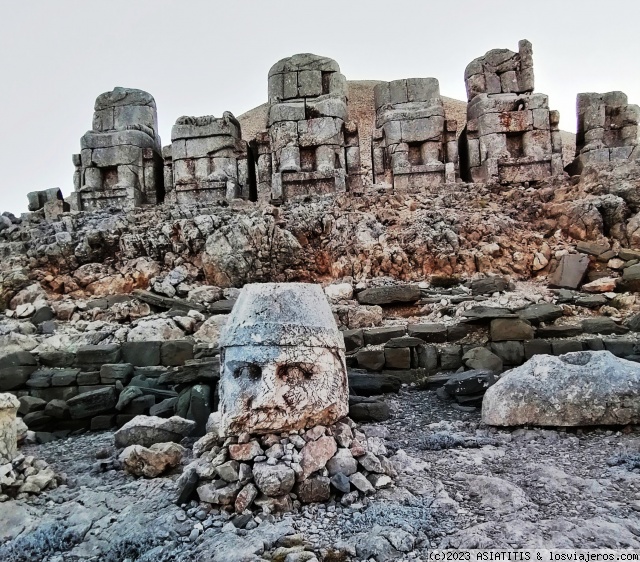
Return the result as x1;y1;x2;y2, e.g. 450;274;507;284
250;364;289;410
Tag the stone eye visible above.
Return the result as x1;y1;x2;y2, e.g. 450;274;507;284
278;363;315;381
234;364;262;380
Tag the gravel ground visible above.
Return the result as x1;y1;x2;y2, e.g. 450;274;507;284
1;388;639;561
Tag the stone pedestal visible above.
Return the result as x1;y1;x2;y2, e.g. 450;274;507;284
0;393;20;463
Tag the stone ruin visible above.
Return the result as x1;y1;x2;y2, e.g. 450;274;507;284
0;393;19;464
71;87;164;212
461;40;564;183
163;112;252;205
569;91;640;175
372;78;458;188
56;42;634;210
258;53;357;202
218;283;348;436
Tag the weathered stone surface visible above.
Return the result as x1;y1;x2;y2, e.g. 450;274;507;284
445;370;498;396
218;283;348;436
119;442;184;478
483;351;640;426
462;347;503;372
349;399;391;422
67;387;117;419
121;342;161;367
326;447;358;476
296;475;331;503
235;482;258;513
348;372;402;396
252;462;295;496
0;393;20;463
229;440;264;461
383;347;411;369
114;415;195;448
517;303;563;324
343;329;364;352
357;286;420;305
407;324;447;343
300;435;337;478
363;327;407;345
469;276;509;295
197;481;242;506
582;318;629;335
549;254;589;289
161;340;194;367
490;318;534;341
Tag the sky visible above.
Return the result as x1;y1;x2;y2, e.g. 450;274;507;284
0;0;638;215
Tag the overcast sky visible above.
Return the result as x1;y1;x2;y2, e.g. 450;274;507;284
0;0;638;215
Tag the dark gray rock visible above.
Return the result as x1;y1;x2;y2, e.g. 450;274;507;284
356;350;385;371
348;371;402;395
356;285;420;305
76;344;121;367
44;399;70;420
384;336;424;348
490;341;525;366
30;306;55;325
517;303;563;324
384;348;411;370
67;387;117;419
469;276;509;295
18;395;46;415
603;339;636;358
626;313;640;332
447;324;469;342
461;306;516;322
576;240;610;256
158;358;220;385
150;397;178;417
444;369;497;396
51;369;80;386
349;398;390;422
407;323;447;343
524;340;552;359
0;351;37;367
161;340;194;366
26;369;55;388
343;329;364;353
100;363;133;384
440;345;462;370
549;254;589;289
0;365;38;391
330;472;351;493
575;295;608;308
536;325;583;338
363;326;407;345
38;351;74;368
462;347;503;372
417;344;438;372
552;340;583;355
121;341;161;367
582;318;629;335
77;371;100;385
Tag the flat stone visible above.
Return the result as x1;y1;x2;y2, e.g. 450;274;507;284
582;318;629;335
355;350;385;372
349;400;390;422
114;415;195;448
363;327;407;345
462;347;503;372
161;340;194;367
121;341;161;367
407;324;447;343
356;285;420;305
461;307;516;322
445;369;498;396
67;387;117;419
549;254;590;289
517;304;563;324
536;325;583;338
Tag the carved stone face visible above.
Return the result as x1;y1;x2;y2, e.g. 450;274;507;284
218;283;349;436
219;344;347;436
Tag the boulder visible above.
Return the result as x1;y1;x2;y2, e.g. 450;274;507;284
482;351;640;426
356;285;420;305
114;415;195;448
119;442;184;478
462;347;503;372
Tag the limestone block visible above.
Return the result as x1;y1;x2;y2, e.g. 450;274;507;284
283;72;298;99
346;146;361;174
485;72;502;94
218;283;348;436
298;118;342;147
269;121;298;152
446;140;458;164
268;73;284;102
480;134;508;161
466;73;486;101
467;138;481;168
500;71;518;93
551;131;563;154
374;82;391;110
279;146;301;172
0;393;19;463
328;72;348;97
306;96;348;120
610;146;634;160
184;136;236;159
516;67;534;92
382;121;402;145
91;145;141;168
583;104;606;132
268;102;305;126
389;80;408;105
298;70;322;97
400;116;445;143
523;130;552;160
407;78;440;103
478;111;533;135
533;109;550;130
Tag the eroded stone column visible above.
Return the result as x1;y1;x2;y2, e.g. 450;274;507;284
0;393;20;463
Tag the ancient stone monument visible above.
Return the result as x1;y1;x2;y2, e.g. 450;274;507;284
372;78;458;188
218;283;348;436
163;112;252;204
72;87;164;212
261;54;356;202
461;40;564;183
0;393;20;463
569;91;640;175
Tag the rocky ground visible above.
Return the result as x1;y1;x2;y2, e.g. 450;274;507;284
2;387;639;561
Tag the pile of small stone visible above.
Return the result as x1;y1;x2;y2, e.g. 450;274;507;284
0;452;60;501
185;418;397;515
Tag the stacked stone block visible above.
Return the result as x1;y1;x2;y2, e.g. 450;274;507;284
372;78;458;189
264;53;357;201
164;112;252;204
570;91;640;174
462;40;563;183
72;88;164;212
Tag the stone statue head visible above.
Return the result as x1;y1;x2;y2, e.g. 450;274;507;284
218;283;348;436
